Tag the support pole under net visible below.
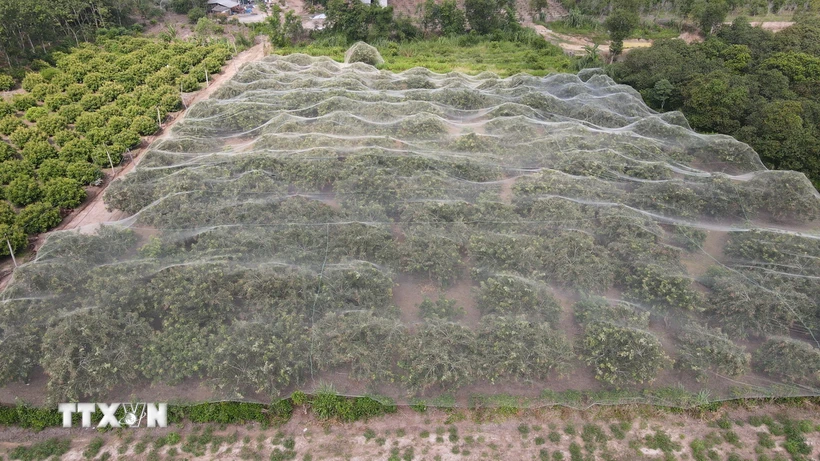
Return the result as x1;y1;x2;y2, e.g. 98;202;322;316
6;238;17;268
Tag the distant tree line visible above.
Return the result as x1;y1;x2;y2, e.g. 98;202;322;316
613;18;820;188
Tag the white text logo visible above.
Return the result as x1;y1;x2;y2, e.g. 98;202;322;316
58;403;167;428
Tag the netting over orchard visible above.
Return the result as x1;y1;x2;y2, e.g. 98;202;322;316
2;51;819;407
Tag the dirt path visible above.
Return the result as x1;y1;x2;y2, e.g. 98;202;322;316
53;42;266;236
1;402;818;461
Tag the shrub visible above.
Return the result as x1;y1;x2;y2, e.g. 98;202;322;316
59;139;93;163
30;83;57;101
477;315;574;382
476;275;560;322
65;83;90;102
753;337;820;385
66;162;102;185
21;72;45;92
79;92;105;111
0;74;15;90
74;112;106;133
16;202;62;234
0;223;28;255
36;114;68;136
41;311;149;402
52;130;78;147
675;323;750;380
6;176;42;207
57;103;84;123
9;127;48;149
0;141;17;162
0;115;24;136
91;147;123;167
188;7;205;24
624;264;701;312
0;100;13;117
344;42;385;66
8;438;71;461
99;82;126;102
179;74;200;92
43;93;72;112
24;106;48;122
0;159;35;184
400;319;477;392
22;140;58;167
131;115;158;136
579;322;671;386
112;129;141;148
42;177;86;208
37;159;69;181
11;93;37;111
0;202;16;225
418;296;463;320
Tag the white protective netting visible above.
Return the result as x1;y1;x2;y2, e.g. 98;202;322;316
1;55;819;407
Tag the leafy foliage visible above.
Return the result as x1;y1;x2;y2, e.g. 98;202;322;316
579;321;671;386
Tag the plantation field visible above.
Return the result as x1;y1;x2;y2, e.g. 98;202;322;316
0;49;818;408
0;35;235;255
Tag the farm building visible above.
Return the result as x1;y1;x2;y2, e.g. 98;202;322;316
206;0;244;14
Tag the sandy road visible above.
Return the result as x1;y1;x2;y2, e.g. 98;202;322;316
53;42;266;236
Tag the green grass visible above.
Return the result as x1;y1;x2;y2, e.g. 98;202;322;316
543;19;680;42
278;35;572;77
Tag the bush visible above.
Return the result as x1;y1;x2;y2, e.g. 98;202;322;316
11;93;37;111
8;438;71;461
42;177;86;208
91;147;123;168
0;160;35;184
57;103;84;123
6;176;42;207
476;275;560;322
179;74;200;92
37;159;69;181
22;140;58;167
0;100;13;117
59;139;93;163
477;315;574;382
344;42;385;66
112;129;141;148
21;73;45;92
24;106;48;123
753;337;820;385
42;311;149;402
131;115;158;136
0;223;28;255
43;93;72;112
188;7;205;24
36;114;68;136
0;74;15;90
0;141;17;162
0;115;24;136
17;202;62;234
676;323;750;380
418;296;463;320
30;83;57;101
79;92;105;111
579;322;670;386
74;112;106;133
66;162;102;185
9;127;48;149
